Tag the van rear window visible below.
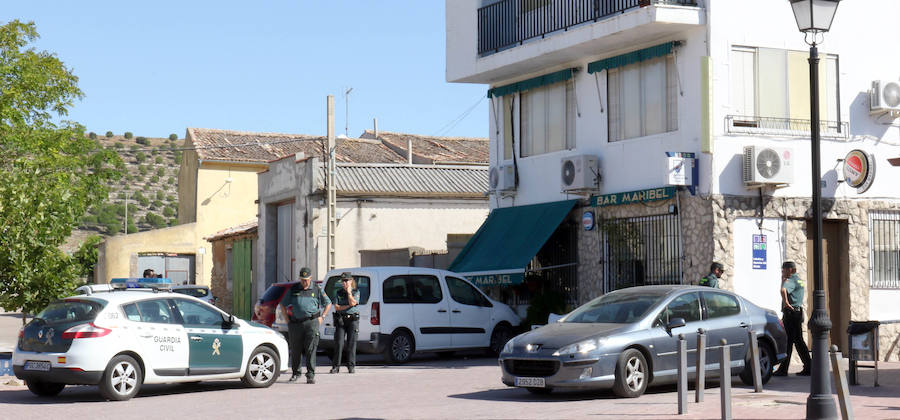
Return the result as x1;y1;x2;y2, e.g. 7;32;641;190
36;300;104;324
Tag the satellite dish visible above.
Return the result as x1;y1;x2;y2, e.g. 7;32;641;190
756;148;781;179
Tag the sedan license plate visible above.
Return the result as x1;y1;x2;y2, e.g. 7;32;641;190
324;326;335;336
515;377;545;388
24;361;51;372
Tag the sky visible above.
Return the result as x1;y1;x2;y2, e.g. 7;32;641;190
2;1;488;139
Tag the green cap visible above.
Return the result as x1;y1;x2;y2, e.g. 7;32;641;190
299;267;311;278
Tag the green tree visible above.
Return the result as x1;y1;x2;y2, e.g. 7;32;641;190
124;131;133;139
154;156;163;164
156;167;165;177
0;21;122;319
155;190;164;200
88;131;96;139
135;151;146;163
105;131;113;138
126;216;137;233
162;206;174;217
168;133;178;141
71;235;102;281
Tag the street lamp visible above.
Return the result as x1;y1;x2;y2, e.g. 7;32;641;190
789;1;840;419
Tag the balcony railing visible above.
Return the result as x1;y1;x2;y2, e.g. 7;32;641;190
725;115;850;140
478;0;698;56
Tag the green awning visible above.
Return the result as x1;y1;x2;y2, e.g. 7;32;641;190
587;41;680;74
449;199;578;287
487;68;577;98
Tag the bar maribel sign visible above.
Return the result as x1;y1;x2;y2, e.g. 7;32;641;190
590;186;676;207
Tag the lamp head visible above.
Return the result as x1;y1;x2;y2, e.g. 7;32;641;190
789;0;840;34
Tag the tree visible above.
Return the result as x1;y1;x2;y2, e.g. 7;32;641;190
71;235;102;281
124;131;133;139
105;131;113;138
0;21;123;319
168;133;178;141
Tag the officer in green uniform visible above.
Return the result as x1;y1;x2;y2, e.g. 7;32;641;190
280;267;331;384
330;272;360;374
699;262;723;288
774;261;811;376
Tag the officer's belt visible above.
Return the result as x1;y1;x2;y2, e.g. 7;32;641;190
292;312;321;323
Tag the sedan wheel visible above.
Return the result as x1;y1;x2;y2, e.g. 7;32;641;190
99;355;142;401
740;341;774;385
613;348;648;398
242;346;280;388
384;330;414;363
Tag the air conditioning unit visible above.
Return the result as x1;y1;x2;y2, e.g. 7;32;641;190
743;146;794;186
489;164;515;192
561;154;600;191
870;80;900;117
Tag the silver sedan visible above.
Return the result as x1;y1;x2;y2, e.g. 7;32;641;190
499;285;787;397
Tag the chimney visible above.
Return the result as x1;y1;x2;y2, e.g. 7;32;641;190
373;118;378;138
407;138;413;165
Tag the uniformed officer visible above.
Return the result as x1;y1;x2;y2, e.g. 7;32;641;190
699;262;724;288
330;272;360;374
280;267;331;384
774;261;811;376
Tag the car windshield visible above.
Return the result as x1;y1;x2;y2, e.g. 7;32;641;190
174;287;208;298
562;290;665;324
35;300;104;324
261;284;288;302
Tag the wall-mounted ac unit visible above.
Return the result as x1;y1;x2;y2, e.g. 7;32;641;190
870;80;900;117
489;164;515;192
743;146;794;186
561;154;600;191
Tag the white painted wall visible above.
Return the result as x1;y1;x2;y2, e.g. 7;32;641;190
869;290;900;321
732;217;786;314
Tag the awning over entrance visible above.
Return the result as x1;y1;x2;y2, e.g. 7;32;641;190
449;199;578;287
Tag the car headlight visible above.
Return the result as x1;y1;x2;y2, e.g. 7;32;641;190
553;338;602;356
501;337;516;354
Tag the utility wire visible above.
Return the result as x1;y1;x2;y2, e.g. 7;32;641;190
433;95;485;137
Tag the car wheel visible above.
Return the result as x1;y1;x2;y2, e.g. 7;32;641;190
99;354;142;401
384;330;414;363
740;340;774;386
487;324;513;356
613;348;648;398
526;387;552;395
242;346;280;388
25;380;65;397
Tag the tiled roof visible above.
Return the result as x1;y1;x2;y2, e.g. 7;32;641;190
359;130;489;164
204;220;258;241
187;128;407;164
316;163;488;198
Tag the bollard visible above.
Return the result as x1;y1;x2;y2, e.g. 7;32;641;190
677;333;688;415
748;329;762;392
830;345;854;420
720;339;732;420
696;328;706;403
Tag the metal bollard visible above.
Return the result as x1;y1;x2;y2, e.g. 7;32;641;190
748;328;762;392
677;333;688;414
830;345;854;420
696;328;706;403
720;339;732;420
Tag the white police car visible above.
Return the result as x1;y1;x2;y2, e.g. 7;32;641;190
13;283;289;400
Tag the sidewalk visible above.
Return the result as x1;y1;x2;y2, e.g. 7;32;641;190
0;310;23;354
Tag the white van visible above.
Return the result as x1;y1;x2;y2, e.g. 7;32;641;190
318;267;521;363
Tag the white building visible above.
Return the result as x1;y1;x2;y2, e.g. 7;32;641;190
446;0;900;358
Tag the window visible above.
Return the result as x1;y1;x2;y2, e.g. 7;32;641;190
502;95;513;161
608;55;678;141
870;211;900;289
519;80;575;157
132;299;175;324
446;277;492;307
659;293;701;324
172;299;224;327
324;275;371;305
564;291;663;324
383;275;443;304
601;213;683;292
729;46;840;128
703;292;740;319
37;301;103;324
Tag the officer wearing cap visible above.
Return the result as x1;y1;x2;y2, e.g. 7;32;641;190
699;262;724;288
774;261;811;376
330;272;360;374
280;267;331;384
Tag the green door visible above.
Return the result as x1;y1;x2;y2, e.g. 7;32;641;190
172;298;243;375
232;238;252;320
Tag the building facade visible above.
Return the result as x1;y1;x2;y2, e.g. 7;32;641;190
447;0;900;359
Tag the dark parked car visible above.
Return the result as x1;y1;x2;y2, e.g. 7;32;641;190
171;285;216;306
499;285;787;397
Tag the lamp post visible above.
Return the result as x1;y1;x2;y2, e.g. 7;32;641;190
789;1;840;419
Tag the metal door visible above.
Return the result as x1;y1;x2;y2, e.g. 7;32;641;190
232;238;253;320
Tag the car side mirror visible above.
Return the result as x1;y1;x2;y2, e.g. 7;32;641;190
224;314;237;328
666;317;686;332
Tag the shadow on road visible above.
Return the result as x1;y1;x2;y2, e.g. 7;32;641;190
0;381;249;405
449;383;680;403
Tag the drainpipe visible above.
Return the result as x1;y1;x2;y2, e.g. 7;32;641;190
407;139;413;165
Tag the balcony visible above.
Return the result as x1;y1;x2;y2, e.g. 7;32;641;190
725;115;850;140
478;0;698;56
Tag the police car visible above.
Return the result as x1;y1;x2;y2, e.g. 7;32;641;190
12;282;289;401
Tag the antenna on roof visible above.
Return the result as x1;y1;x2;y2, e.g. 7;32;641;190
344;87;353;137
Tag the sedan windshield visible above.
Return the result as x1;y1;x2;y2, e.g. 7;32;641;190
563;291;664;324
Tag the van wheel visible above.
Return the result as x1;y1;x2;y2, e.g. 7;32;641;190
612;348;648;398
740;340;774;385
487;324;513;356
25;380;65;397
242;346;280;388
384;330;414;363
99;355;142;401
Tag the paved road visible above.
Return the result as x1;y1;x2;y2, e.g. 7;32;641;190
2;349;899;420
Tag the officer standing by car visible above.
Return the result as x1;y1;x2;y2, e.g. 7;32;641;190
280;267;331;384
773;261;811;376
699;262;724;288
330;272;360;374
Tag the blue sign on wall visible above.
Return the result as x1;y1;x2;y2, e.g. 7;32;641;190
752;234;767;270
